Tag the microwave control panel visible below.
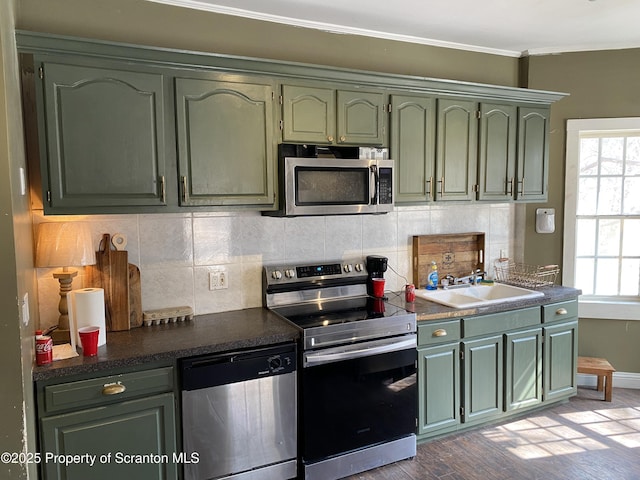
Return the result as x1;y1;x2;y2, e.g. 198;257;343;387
378;168;393;205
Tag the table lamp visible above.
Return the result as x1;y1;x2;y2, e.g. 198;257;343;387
35;222;96;338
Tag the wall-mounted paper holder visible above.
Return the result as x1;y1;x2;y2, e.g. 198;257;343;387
536;208;555;234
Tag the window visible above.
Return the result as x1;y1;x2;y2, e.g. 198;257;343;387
564;118;640;320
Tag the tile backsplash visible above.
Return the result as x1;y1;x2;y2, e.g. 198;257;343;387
34;203;524;330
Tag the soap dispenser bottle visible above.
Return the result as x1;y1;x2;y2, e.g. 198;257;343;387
426;261;439;290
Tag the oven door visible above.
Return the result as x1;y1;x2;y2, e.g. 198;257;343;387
301;334;417;464
283;157;392;216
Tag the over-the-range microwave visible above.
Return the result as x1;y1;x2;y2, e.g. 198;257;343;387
264;144;394;217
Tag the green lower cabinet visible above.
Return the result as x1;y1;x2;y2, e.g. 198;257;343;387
462;334;504;424
40;392;177;480
505;328;543;411
417;342;460;436
543;320;579;402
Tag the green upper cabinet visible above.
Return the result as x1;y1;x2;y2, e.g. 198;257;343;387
435;99;478;201
281;84;335;144
516;106;550;201
477;103;517;201
39;62;167;210
281;84;386;145
390;94;436;203
175;76;276;207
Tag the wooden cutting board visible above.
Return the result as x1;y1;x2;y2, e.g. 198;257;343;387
412;232;485;289
86;234;130;331
129;264;143;328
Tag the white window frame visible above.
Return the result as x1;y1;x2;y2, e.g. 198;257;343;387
564;118;640;321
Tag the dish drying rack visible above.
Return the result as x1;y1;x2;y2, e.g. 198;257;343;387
494;259;560;289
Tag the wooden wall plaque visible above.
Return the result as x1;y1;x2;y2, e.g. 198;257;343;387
412;232;485;289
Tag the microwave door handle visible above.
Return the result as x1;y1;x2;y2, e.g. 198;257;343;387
370;165;378;205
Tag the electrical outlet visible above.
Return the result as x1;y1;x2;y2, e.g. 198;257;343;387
209;268;229;290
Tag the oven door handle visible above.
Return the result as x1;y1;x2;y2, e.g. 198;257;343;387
304;335;416;367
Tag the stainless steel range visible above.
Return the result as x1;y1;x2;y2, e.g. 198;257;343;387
263;259;417;480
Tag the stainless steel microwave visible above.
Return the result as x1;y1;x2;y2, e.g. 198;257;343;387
265;144;394;217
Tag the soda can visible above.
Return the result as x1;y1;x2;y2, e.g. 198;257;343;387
35;330;53;366
405;284;416;302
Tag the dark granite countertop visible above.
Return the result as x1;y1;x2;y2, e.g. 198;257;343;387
388;285;581;322
33;307;299;382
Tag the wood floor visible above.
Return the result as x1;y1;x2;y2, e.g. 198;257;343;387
346;387;640;480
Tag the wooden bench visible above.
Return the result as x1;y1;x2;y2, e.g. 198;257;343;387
577;356;615;402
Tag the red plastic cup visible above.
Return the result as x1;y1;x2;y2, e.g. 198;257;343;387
371;278;385;297
78;326;100;357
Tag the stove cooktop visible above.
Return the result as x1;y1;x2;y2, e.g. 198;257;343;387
271;296;410;330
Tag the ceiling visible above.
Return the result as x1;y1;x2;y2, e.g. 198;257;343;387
150;0;640;57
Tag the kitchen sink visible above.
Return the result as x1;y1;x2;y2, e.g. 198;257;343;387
416;283;544;308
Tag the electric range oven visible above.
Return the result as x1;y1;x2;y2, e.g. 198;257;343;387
263;260;417;480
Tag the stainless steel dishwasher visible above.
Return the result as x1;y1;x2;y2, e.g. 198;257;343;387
180;343;297;480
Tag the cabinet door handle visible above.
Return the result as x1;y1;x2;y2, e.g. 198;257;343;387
438;177;444;197
160;175;166;203
426;176;433;197
181;176;188;203
433;328;447;337
556;308;568;315
327;135;334;142
102;382;126;396
507;177;514;196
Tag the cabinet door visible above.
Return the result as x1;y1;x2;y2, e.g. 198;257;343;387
391;94;436;203
281;84;335;144
462;334;503;424
436;99;478;201
516;106;549;201
336;90;386;145
477;103;517;201
544;320;578;402
41;62;167;209
418;342;460;436
505;328;542;411
40;393;177;480
176;77;275;206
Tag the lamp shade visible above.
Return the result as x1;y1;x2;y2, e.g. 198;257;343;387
35;222;96;268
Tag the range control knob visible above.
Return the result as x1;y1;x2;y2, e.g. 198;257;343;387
271;270;283;280
354;263;364;272
285;269;295;279
343;264;353;273
269;357;283;370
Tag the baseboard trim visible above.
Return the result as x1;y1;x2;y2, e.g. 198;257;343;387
578;371;640;389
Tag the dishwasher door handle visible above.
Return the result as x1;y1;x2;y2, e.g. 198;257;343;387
304;335;416;367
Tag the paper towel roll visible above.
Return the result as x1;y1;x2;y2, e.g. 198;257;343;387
69;288;106;347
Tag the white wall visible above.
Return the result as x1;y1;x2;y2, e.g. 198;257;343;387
35;203;522;329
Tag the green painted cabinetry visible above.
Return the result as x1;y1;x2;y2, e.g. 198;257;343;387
542;300;579;402
462;334;503;424
394;98;549;205
417;299;577;443
38;61;168;210
281;84;386;145
417;320;461;436
435;99;478;201
175;76;276;207
37;366;177;480
516;107;550;201
477;103;517;201
390;94;436;203
505;327;543;411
